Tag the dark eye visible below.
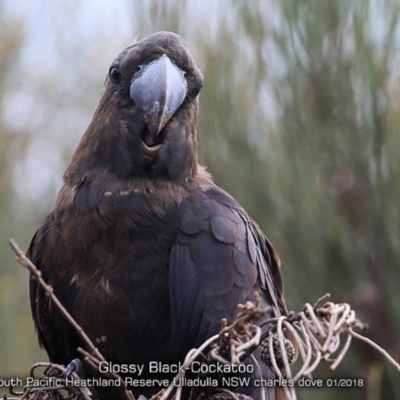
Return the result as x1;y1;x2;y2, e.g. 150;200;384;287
136;65;143;74
109;66;122;83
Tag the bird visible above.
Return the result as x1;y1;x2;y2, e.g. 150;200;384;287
27;31;288;400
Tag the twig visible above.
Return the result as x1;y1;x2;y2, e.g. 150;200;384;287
350;330;400;373
330;333;352;370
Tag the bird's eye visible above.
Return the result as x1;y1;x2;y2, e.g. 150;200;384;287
109;66;122;83
136;65;143;74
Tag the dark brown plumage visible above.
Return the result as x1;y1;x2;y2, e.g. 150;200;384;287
27;31;287;400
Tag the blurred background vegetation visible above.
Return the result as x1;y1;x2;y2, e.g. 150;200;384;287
1;0;400;399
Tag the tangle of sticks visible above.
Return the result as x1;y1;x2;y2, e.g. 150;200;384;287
7;238;400;400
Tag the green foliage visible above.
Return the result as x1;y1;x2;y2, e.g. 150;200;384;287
267;5;400;398
0;1;399;398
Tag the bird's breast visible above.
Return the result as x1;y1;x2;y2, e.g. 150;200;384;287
50;181;184;363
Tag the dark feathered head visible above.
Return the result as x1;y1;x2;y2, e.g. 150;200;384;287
65;31;204;185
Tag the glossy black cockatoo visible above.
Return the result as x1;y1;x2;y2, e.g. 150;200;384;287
27;31;288;400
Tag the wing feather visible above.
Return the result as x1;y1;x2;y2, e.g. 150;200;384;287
169;185;286;358
27;211;79;365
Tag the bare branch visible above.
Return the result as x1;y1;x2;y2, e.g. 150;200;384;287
350;330;400;373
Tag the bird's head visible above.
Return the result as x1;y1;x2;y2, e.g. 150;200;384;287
66;31;204;184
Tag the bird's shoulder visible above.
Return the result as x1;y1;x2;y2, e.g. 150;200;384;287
180;171;279;272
